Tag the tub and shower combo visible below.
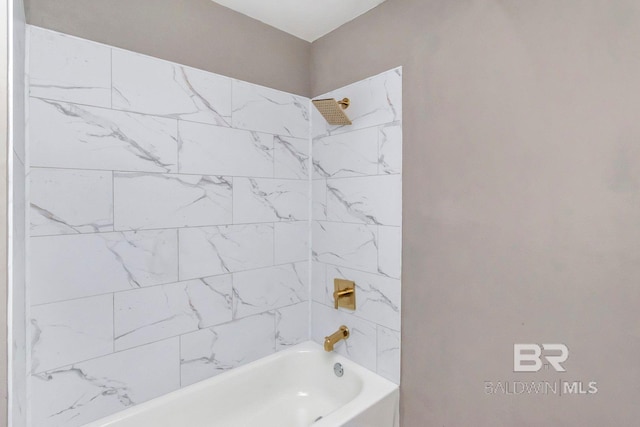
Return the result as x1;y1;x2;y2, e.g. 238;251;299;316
22;27;403;425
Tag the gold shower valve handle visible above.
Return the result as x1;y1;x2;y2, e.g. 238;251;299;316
333;289;354;309
333;279;356;310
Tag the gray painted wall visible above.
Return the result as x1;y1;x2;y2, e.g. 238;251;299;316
24;0;311;96
312;0;640;425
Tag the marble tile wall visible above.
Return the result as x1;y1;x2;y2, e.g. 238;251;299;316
25;24;402;427
27;26;310;426
311;68;403;385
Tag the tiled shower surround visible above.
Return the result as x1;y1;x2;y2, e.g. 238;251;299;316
310;71;402;385
25;26;401;426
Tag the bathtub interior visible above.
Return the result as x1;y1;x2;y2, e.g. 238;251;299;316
87;342;397;427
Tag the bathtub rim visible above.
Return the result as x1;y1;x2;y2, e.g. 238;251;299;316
84;340;399;427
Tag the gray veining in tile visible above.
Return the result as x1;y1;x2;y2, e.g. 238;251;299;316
30;168;113;236
30;98;178;173
29;26;111;107
31;230;178;305
114;276;232;350
112;49;232;126
114;172;232;230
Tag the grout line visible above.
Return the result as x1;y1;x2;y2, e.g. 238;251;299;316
30;219;311;239
319;173;402;181
29;95;311;140
375;324;379;374
315;261;401;281
312;298;398;334
29;261;310;308
32;335;182;376
315;219;401;228
178;333;182;388
313;121;402;141
231;177;234;225
176;228;180;282
377;224;381;275
31;296;309;377
308;100;314;341
31;165;402;182
29;165;315;181
111;170;115;231
109;49;113;109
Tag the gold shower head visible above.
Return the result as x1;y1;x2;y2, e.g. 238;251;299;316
312;98;352;126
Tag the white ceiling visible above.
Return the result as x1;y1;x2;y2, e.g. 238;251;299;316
211;0;387;42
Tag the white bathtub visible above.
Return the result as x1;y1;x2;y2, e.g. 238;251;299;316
85;341;399;427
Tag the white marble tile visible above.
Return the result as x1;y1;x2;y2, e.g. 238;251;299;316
114;173;232;230
311;302;377;372
378;226;402;279
180;313;275;386
112;49;231;126
178;224;273;280
311;262;329;305
233;262;308;319
232;80;309;138
178;121;274;177
32;338;180;427
274;221;309;264
377;326;400;384
29;98;178;172
325;265;400;331
115;275;232;351
312;221;378;273
233;178;308;223
29;27;111;107
31;230;178;305
274;136;309;179
275;302;309;350
312;127;379;179
31;295;113;374
30;168;113;236
378;124;402;174
327;175;402;226
312;180;327;221
313;67;402;136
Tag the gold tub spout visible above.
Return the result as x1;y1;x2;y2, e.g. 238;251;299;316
324;325;350;352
